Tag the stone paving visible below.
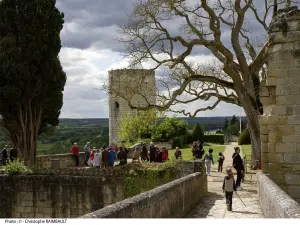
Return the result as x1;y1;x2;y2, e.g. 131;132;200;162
186;144;264;218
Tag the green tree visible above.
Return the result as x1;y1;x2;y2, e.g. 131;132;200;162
223;118;229;131
151;117;188;141
0;0;66;166
191;123;204;142
230;115;237;125
118;109;157;143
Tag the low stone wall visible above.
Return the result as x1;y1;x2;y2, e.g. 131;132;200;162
257;172;300;218
36;153;85;169
81;172;206;218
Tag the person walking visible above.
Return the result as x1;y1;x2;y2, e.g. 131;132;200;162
83;142;91;166
204;148;214;176
69;143;79;167
222;167;237;211
218;152;225;172
232;147;244;189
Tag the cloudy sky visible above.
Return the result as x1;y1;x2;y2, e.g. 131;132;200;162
56;0;255;118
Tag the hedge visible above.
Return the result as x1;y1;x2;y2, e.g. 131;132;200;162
203;134;224;144
238;129;251;145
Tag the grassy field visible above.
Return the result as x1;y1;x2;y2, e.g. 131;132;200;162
241;144;251;160
169;143;226;162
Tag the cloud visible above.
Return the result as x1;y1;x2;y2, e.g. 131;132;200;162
56;0;283;118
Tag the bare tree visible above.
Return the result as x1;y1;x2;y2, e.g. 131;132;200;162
117;0;297;169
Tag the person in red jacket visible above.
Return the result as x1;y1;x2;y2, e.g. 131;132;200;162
70;143;79;166
162;147;169;162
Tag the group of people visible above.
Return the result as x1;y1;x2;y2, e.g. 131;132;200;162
0;145;18;165
221;146;245;211
69;141;183;167
69;142;129;168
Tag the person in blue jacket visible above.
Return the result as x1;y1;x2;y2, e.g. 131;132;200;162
108;146;115;167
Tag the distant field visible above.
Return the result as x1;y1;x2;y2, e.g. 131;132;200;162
169;144;225;162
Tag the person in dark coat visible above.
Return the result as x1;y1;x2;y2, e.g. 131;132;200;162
156;149;163;163
174;147;182;160
232;147;244;189
117;147;127;166
10;147;17;162
1;145;8;165
149;142;156;163
140;143;148;162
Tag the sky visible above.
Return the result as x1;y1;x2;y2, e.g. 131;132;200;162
55;0;265;119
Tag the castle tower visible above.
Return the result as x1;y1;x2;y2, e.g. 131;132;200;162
108;69;156;144
259;7;300;203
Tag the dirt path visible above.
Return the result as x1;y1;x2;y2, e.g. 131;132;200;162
185;144;264;218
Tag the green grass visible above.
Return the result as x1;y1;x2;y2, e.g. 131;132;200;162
241;144;251;160
169;143;226;161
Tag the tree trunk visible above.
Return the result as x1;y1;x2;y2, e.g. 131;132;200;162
239;93;261;170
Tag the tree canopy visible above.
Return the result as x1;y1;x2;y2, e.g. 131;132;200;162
0;0;66;165
117;0;300;168
191;123;204;142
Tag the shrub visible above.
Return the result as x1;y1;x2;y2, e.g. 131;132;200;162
171;136;185;148
3;159;32;175
192;123;204;142
238;129;251;145
203;134;225;144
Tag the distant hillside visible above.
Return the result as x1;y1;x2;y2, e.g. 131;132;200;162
59;116;247;131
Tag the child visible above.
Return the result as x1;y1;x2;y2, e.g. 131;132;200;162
222;168;237;211
204;148;214;176
174;147;182;160
218;152;225;172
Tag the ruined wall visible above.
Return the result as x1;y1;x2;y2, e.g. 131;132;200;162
108;69;156;144
259;7;300;203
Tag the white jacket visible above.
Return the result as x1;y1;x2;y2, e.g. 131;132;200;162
93;152;102;167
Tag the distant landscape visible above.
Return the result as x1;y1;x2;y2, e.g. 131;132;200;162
0;116;247;155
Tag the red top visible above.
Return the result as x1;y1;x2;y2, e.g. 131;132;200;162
162;151;168;161
70;146;79;156
90;152;95;160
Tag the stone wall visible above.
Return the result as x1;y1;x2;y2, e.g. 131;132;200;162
0;175;126;218
35;153;85;169
259;6;300;203
0;161;197;218
108;69;156;144
80;172;206;218
257;172;300;218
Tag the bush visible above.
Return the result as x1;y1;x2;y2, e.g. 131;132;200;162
171;136;185;148
203;134;224;144
238;129;251;145
3;159;32;175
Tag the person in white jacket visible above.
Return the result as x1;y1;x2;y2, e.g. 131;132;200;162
93;149;102;168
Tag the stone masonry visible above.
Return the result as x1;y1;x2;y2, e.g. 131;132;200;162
259;7;300;203
108;69;156;144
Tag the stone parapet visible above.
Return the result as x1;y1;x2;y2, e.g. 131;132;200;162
257;172;300;217
80;172;206;218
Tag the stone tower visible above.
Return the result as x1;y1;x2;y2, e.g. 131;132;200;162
259;7;300;203
108;69;156;144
